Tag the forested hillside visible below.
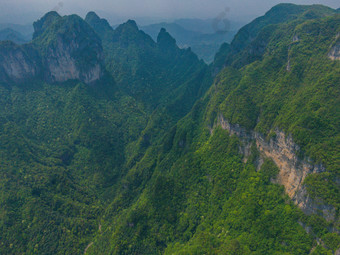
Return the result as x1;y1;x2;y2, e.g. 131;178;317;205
0;3;339;255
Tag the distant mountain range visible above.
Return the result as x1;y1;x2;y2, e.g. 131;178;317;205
0;18;242;63
0;28;28;44
0;23;33;44
0;4;339;255
140;21;238;63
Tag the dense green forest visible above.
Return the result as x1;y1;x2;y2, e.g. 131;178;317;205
0;3;339;254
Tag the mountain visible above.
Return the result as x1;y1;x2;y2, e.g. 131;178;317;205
85;13;211;115
141;22;237;63
141;22;200;42
86;5;339;254
0;4;339;255
84;12;113;37
0;28;28;44
0;23;33;40
173;18;243;34
0;12;104;85
214;3;337;71
0;10;212;254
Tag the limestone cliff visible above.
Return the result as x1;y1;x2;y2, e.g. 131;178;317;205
328;33;340;60
41;27;104;84
217;114;336;221
36;14;104;84
0;41;40;83
0;13;104;85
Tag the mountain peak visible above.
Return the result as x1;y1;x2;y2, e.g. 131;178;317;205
13;13;105;84
85;11;100;21
114;19;139;36
33;11;61;39
157;28;176;47
37;14;104;84
85;11;113;36
125;19;138;30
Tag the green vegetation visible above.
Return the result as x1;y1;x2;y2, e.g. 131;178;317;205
0;3;339;254
208;12;340;209
0;80;147;254
85;15;212;114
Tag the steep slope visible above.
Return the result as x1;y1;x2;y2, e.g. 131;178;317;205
0;13;147;254
0;4;339;255
141;22;200;44
33;13;105;84
86;13;211;116
214;3;337;71
84;12;112;37
86;7;339;255
0;12;104;85
0;41;41;83
141;22;236;63
0;80;151;254
85;12;213;174
207;13;340;213
0;11;212;255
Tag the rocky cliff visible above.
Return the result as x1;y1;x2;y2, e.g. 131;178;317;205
0;41;40;83
40;15;104;84
328;33;340;60
217;114;337;221
0;12;104;85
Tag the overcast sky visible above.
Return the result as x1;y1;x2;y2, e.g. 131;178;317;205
0;0;339;25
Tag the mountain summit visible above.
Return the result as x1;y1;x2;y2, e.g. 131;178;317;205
33;11;61;39
157;28;177;49
85;11;113;36
0;4;339;255
0;13;104;84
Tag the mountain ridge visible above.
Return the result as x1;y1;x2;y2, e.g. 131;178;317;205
213;3;338;71
0;12;105;85
0;4;339;255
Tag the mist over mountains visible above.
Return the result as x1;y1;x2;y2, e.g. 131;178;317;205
0;17;242;63
0;3;339;255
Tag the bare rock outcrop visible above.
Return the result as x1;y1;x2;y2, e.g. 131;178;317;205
0;42;40;83
43;33;104;84
217;114;336;221
0;12;104;85
328;33;340;60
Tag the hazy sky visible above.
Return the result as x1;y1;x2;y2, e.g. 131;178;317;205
0;0;339;25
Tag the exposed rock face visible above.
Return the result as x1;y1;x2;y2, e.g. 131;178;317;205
287;35;300;71
292;35;300;42
217;114;336;221
38;14;104;84
45;38;80;83
328;33;340;60
286;59;291;71
43;33;104;84
0;42;40;83
0;13;104;85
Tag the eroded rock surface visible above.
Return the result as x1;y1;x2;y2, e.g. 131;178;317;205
328;33;340;60
0;13;104;85
0;42;40;83
217;114;336;221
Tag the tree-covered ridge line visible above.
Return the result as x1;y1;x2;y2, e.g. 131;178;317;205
0;3;339;255
86;7;339;254
0;6;212;254
206;12;340;210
